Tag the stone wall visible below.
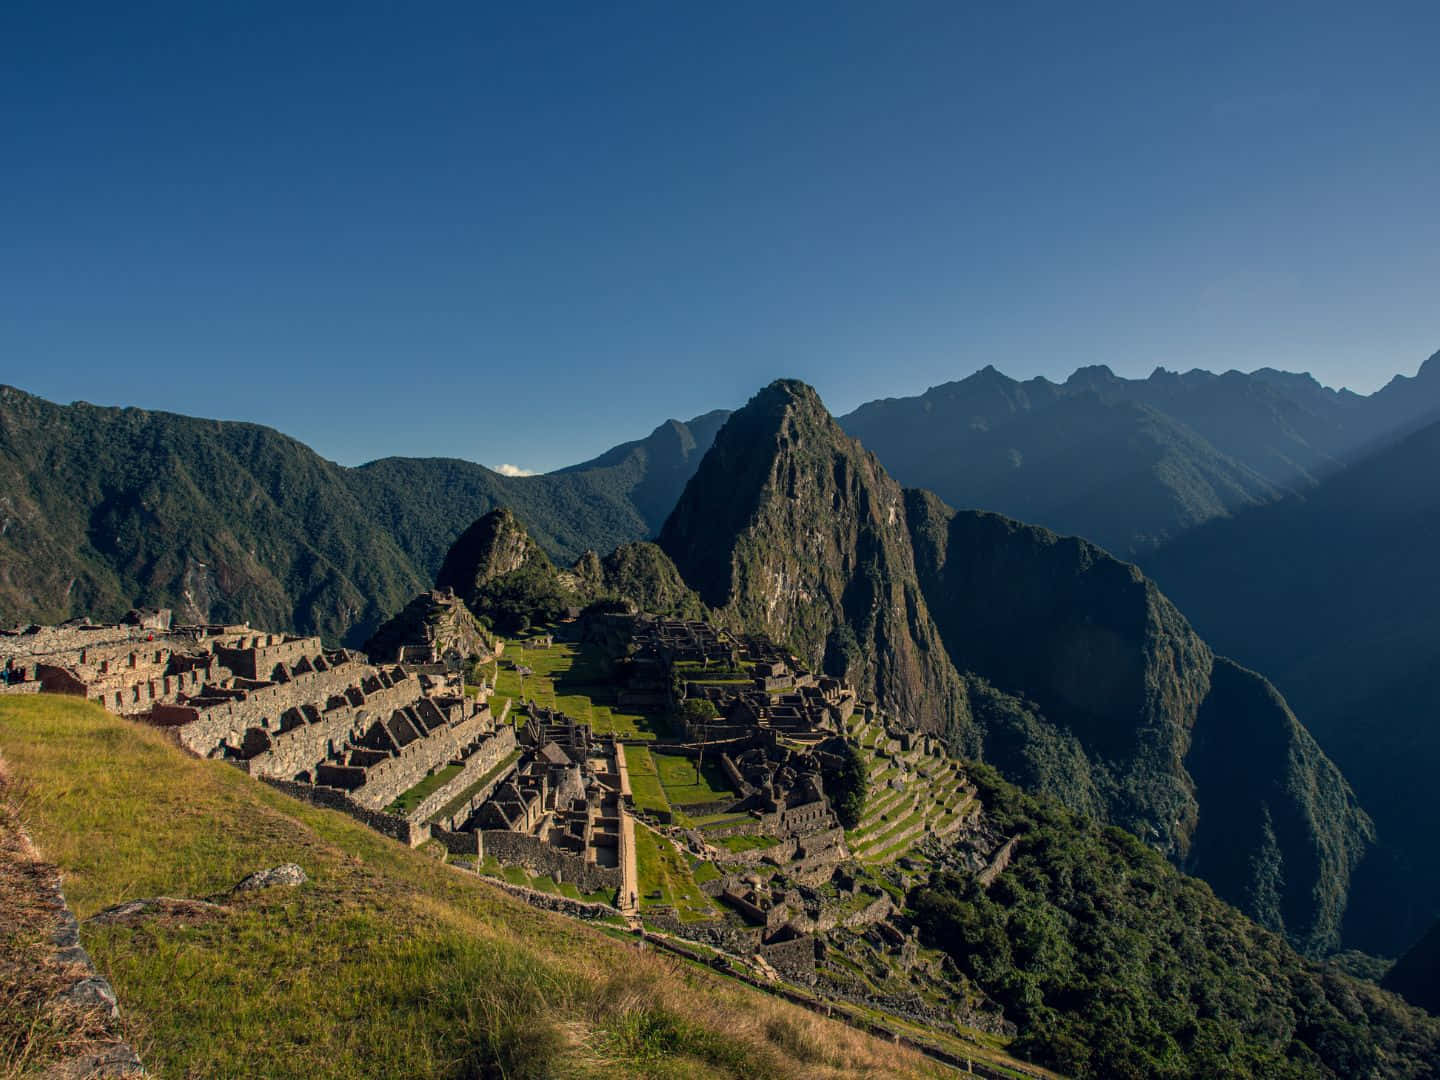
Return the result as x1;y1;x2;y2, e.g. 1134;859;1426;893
476;876;621;921
480;830;622;894
350;708;490;811
215;636;322;679
156;661;364;755
262;778;431;847
759;935;818;983
405;726;517;826
431;825;482;856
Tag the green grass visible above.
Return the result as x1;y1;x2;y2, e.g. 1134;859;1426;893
651;751;736;808
622;745;671;816
715;833;781;854
633;823;719;924
690;858;723;887
385;763;462;815
0;695;950;1080
493;639;670;740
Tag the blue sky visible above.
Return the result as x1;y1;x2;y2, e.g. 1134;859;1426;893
4;2;1438;471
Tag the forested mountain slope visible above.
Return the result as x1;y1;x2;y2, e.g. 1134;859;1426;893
0;386;720;644
1145;418;1440;955
661;379;1372;954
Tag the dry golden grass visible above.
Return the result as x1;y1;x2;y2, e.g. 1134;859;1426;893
0;760;140;1079
0;695;947;1079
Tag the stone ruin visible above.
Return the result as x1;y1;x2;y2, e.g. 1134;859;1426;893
2;610;515;848
360;588;501;668
434;704;635;900
0;611;249;714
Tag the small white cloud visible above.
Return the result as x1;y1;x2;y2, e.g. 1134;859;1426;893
494;463;538;477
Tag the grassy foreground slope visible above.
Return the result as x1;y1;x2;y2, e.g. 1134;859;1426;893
0;696;940;1080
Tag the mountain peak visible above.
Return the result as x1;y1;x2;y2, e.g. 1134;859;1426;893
1066;363;1118;384
756;378;827;412
435;507;548;606
659;380;967;732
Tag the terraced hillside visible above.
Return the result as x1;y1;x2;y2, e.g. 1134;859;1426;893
844;709;981;865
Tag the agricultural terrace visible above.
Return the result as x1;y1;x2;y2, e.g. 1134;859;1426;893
487;637;670;740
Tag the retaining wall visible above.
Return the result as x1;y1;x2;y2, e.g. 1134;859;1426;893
262;778;430;847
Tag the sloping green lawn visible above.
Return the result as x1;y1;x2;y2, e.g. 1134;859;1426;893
622;745;672;815
0;696;939;1080
652;751;736;807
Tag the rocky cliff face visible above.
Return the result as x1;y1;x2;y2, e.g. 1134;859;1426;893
906;495;1213;847
658;381;969;735
435;509;548;605
904;492;1372;954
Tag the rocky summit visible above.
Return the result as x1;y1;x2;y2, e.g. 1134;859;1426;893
659;379;970;736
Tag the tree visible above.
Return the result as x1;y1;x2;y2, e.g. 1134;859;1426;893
830;739;867;829
681;698;720;781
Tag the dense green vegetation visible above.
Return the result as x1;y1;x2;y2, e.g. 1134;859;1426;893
0;386;722;646
828;739;867;830
1146;416;1440;955
911;764;1440;1080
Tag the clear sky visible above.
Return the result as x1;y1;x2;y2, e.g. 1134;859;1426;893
4;2;1438;471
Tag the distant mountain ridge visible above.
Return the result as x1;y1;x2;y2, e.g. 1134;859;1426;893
0;385;724;645
659;379;1372;955
840;350;1440;556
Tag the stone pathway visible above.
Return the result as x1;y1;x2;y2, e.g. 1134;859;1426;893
619;807;639;919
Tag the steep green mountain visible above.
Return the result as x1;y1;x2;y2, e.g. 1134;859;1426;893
433;509;576;634
904;495;1371;956
914;764;1440;1079
840;351;1440;557
1384;918;1440;1015
435;508;547;599
659;380;1372;954
553;410;731;530
657;380;970;734
0;386;723;645
354;410;729;576
0;384;427;645
434;509;703;632
1144;418;1440;955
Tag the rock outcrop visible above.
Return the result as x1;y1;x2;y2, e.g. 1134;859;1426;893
362;589;495;665
436;508;548;603
658;380;969;736
568;542;705;619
